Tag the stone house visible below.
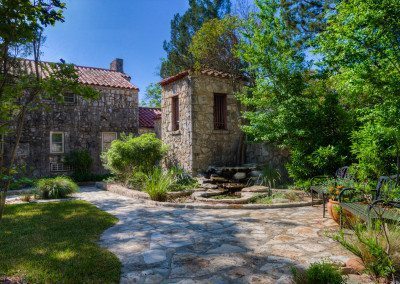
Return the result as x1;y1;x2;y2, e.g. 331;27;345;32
6;58;139;177
138;107;161;138
160;69;289;176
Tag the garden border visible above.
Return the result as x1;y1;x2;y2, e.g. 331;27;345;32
96;182;322;210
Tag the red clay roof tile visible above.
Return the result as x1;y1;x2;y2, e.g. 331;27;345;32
139;107;161;128
20;59;139;91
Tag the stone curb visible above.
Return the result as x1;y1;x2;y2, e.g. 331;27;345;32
148;200;322;210
96;182;150;200
96;182;322;210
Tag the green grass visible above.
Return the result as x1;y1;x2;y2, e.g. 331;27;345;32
0;201;121;283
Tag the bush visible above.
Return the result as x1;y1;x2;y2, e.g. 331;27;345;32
102;133;167;183
64;149;93;182
291;261;345;284
334;222;398;279
9;177;35;190
168;166;198;191
143;168;173;201
127;171;147;189
35;176;78;199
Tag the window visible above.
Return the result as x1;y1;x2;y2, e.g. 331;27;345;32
50;132;64;153
214;93;227;130
63;93;76;104
171;96;179;131
102;132;117;152
50;162;71;172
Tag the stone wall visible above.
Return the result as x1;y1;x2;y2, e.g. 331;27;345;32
161;77;193;173
245;143;291;182
161;72;289;177
191;75;243;174
8;86;138;177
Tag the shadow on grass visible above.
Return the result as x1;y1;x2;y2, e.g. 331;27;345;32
0;201;121;283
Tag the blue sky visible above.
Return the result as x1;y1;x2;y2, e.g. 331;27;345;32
41;0;190;100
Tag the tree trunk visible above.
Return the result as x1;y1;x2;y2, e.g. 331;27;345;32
0;107;27;221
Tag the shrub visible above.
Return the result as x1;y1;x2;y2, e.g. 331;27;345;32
102;133;167;183
35;176;78;199
291;261;345;284
9;177;35;190
64;149;93;182
127;171;147;189
168;166;198;191
334;222;398;279
143;168;173;201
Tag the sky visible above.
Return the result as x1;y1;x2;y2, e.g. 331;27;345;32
41;0;190;101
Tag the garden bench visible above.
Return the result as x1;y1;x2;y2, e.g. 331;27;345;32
310;166;351;218
338;175;400;227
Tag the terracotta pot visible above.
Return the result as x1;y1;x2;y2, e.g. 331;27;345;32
327;199;341;223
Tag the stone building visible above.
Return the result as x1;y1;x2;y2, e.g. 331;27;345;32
138;107;161;138
160;69;289;176
8;58;139;177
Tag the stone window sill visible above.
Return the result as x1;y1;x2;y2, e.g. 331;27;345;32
170;130;181;136
212;129;229;134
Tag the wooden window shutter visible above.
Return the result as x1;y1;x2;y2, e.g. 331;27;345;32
172;96;179;131
214;93;227;130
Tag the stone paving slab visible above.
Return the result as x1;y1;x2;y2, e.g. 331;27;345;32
73;187;373;284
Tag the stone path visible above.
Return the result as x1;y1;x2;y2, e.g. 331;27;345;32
74;187;364;284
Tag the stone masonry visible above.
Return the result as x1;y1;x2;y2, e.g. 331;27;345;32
6;59;139;177
161;70;288;176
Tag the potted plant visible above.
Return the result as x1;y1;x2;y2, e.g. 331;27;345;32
327;185;343;223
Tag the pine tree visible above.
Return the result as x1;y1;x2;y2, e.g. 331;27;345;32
160;0;231;78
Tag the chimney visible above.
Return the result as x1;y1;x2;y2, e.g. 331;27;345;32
110;58;124;73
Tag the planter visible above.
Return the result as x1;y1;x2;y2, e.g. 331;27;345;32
327;199;341;223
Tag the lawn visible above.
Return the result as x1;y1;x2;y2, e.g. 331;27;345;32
0;200;121;283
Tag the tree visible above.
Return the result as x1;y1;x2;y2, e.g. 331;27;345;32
0;0;99;220
316;0;400;180
189;16;244;77
237;0;352;182
141;83;162;107
160;0;231;78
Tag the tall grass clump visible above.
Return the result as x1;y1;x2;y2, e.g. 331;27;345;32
143;168;174;201
291;261;345;284
35;176;78;199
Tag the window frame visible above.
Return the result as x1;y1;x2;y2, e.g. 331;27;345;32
171;96;180;131
50;132;65;154
213;93;228;130
63;93;76;104
101;132;117;152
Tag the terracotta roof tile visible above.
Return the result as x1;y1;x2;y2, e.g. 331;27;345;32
139;107;161;128
159;69;235;86
19;59;139;90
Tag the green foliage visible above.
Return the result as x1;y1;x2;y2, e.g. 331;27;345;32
291;262;345;284
0;201;120;283
189;16;244;76
143;168;173;201
102;133;168;183
237;1;352;182
9;177;34;190
167;166;199;191
160;0;231;78
64;149;93;182
141;83;162;107
127;171;148;189
334;223;397;279
35;176;78;199
315;0;400;180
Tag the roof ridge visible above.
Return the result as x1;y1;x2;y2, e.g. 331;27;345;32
22;58;126;74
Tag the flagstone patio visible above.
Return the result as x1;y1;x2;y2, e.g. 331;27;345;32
74;187;370;284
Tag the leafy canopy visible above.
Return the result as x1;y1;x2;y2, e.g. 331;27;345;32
160;0;231;78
